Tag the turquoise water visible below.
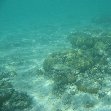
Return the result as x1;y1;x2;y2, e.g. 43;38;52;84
0;0;111;111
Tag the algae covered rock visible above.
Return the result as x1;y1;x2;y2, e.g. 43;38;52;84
68;31;111;53
42;29;111;96
43;50;97;95
0;80;14;108
75;78;100;94
1;91;32;111
68;32;94;49
0;69;15;108
0;69;32;111
43;49;94;74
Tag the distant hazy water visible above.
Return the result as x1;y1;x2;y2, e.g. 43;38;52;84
0;0;111;28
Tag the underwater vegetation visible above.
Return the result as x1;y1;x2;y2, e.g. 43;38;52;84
42;28;111;101
0;68;32;111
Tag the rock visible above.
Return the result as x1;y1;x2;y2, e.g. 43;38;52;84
1;91;32;111
42;29;111;96
0;68;32;111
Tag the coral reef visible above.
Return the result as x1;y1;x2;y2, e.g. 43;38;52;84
1;90;32;111
43;29;111;98
0;69;32;111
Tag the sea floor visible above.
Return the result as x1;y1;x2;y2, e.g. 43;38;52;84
0;23;72;111
1;22;111;111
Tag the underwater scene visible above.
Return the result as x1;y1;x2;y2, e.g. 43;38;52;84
1;0;111;111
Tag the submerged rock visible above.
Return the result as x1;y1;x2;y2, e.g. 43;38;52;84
1;91;32;111
68;31;111;52
42;29;111;96
0;80;14;108
0;69;32;111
